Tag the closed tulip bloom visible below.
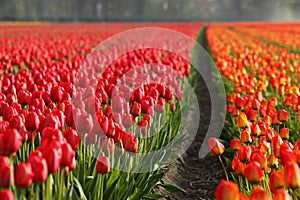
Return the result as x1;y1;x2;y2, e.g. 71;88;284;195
267;154;278;168
240;129;252;143
61;143;75;168
277;109;288;122
250;186;271;200
244;162;264;184
0;156;13;187
130;102;141;117
250;123;261;137
42;147;61;174
208;137;225;156
122;113;134;127
96;156;110;174
237;112;249;129
63;129;80;150
269;171;284;193
230;139;241;151
215;180;240;200
238;146;252;163
27;155;48;183
272;188;292;200
246;109;257;122
25;111;40;131
279;128;289;140
235;96;246;109
2;129;22;155
250;150;267;169
284;162;300;189
240;194;249;200
15;162;34;188
0;189;15;200
121;132;139;153
232;157;245;175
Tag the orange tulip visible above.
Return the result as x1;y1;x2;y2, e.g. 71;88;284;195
230;139;242;151
238;146;252;163
279;128;289;139
250;150;267;169
240;129;252;143
277;109;288;122
272;188;292;200
237;112;249;129
208;137;225;156
244;162;264;184
232;157;245;175
267;154;278;168
284;162;300;189
250;186;271;200
215;180;240;200
269;171;284;193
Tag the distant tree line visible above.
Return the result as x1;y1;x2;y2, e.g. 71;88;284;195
0;0;299;22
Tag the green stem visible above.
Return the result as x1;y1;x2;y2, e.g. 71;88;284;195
218;155;229;181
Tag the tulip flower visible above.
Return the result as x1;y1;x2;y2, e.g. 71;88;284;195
25;111;40;131
244;162;264;184
277;109;288;122
63;129;80;150
240;129;252;143
238;146;252;163
269;171;284;193
14;162;34;188
267;154;278;168
208;137;225;156
215;180;240;200
284;162;300;189
27;154;48;183
249;186;271;200
2;129;22;155
61;143;75;168
237;112;248;129
0;156;13;187
250;150;267;169
232;157;244;175
272;188;292;200
279;128;289;139
0;189;15;200
230;139;241;151
96;156;110;174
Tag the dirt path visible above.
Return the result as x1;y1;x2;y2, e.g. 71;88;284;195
158;27;226;199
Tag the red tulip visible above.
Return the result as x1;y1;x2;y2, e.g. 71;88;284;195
96;156;110;174
14;162;34;188
230;139;241;151
63;129;80;150
0;189;15;200
130;102;141;117
279;128;289;139
42;146;61;174
61;142;75;168
121;132;139;153
25;111;40;131
2;129;22;155
232;157;244;175
237;146;252;163
215;180;240;200
0;156;13;187
208;137;225;156
27;154;48;183
250;150;267;169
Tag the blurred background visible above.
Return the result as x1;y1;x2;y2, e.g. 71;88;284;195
0;0;299;22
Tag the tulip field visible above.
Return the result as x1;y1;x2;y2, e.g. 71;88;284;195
0;22;299;200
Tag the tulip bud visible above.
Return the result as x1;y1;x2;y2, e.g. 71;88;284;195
250;186;271;200
96;156;110;174
25;111;40;131
122;113;134;127
267;154;278;168
42;147;61;174
130;102;141;117
215;180;240;200
235;96;246;109
240;129;252;143
244;162;264;184
15;162;34;188
208;137;225;156
61;143;75;168
63;129;80;150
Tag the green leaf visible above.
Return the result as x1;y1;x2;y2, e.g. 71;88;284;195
159;181;186;194
73;177;87;200
143;193;165;199
103;176;119;199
